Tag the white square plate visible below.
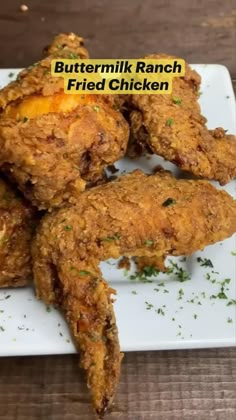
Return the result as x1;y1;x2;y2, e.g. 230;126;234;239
0;65;235;356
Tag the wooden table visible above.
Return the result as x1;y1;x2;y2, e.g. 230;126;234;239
0;1;235;419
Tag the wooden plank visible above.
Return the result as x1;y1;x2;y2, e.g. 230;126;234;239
0;349;236;419
0;2;235;420
0;0;235;76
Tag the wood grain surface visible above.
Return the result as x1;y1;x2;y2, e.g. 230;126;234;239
0;1;235;419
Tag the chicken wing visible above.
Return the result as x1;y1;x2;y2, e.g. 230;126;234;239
32;169;236;417
0;177;36;287
127;55;236;185
0;33;129;209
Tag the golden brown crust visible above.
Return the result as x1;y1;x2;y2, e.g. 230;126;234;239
127;55;236;184
0;33;89;110
0;101;129;209
0;178;36;287
32;170;236;415
0;34;129;209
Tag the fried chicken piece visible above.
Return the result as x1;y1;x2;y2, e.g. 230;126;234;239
127;55;236;185
32;169;236;417
0;177;36;287
0;33;129;209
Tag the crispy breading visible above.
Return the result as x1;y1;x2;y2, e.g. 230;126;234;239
127;55;236;184
32;170;236;416
0;34;129;209
0;177;36;287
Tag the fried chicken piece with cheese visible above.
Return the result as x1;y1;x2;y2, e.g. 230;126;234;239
32;169;236;417
0;177;36;287
127;55;236;185
0;33;129;209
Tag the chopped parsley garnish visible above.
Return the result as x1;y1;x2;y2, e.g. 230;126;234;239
145;302;154;310
178;288;184;300
227;299;236;306
157;281;165;287
93;105;100;112
227;317;233;323
197;257;213;268
64;225;72;231
231;251;236;256
0;326;4;331
211;285;228;300
23;117;28;123
166;118;174;127
46;306;51;312
193;314;197;319
144;239;154;246
168;261;191;282
129;265;159;282
8;72;14;78
162;197;176;207
156;308;165;316
131;290;137;295
172;97;182;105
101;233;121;242
143;266;159;277
69;53;78;59
78;270;91;276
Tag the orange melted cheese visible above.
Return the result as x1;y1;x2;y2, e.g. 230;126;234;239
4;92;97;119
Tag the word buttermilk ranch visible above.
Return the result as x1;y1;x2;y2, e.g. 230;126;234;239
51;58;185;94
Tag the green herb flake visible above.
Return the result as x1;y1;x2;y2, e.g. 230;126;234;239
227;317;233;323
0;326;4;331
144;239;154;246
156;308;165;316
101;233;121;242
166;118;174;127
172;97;182;105
69;53;78;59
193;314;197;319
231;251;236;256
227;299;236;306
64;225;72;231
131;290;137;295
23;116;28;123
162;197;176;207
169;261;191;282
145;301;154;310
178;288;184;300
46;306;51;313
8;72;15;78
129;265;159;283
197;257;213;268
157;281;165;287
78;270;91;276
